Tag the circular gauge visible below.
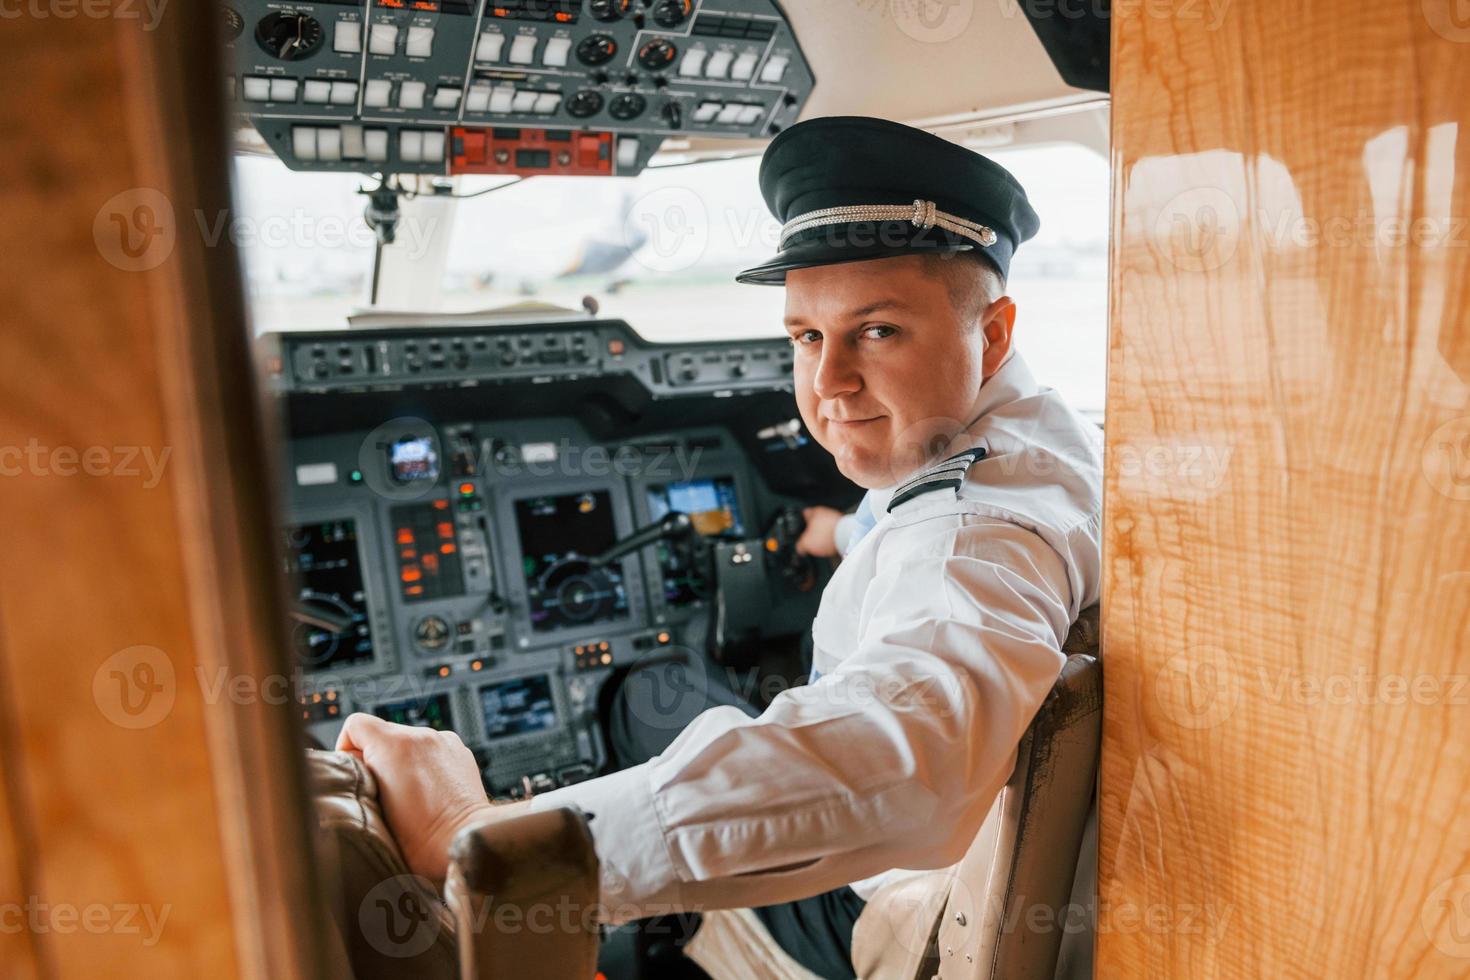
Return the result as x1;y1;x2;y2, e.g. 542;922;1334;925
588;0;636;21
576;33;618;66
554;574;607;621
652;0;692;28
636;37;678;72
608;92;647;121
414;615;452;653
565;89;605;118
538;558;617;624
292;591;357;666
255;11;325;61
221;5;244;41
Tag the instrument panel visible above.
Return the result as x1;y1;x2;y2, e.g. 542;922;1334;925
222;0;816;176
274;317;854;797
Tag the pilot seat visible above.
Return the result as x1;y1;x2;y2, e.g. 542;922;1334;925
308;605;1099;980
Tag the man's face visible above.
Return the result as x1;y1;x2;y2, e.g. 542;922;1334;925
783;254;1012;489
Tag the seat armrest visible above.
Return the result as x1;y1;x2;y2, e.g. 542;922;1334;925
846;648;1101;980
445;806;601;980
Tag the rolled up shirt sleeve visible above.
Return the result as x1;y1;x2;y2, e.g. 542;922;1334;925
530;516;1073;923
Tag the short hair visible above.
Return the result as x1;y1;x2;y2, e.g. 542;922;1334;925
922;250;1006;321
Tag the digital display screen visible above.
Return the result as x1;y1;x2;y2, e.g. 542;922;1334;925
515;491;629;632
390;499;465;602
646;477;745;538
479;674;557;739
388;435;439;485
374;692;454;731
646;477;744;606
284;519;376;672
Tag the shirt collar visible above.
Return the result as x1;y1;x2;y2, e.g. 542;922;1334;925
966;350;1038;425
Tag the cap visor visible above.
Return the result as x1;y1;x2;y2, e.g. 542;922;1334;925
735;239;973;285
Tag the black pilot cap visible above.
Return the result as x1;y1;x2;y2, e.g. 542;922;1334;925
735;116;1040;286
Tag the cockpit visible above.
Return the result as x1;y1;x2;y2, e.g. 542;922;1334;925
235;0;1108;874
274;315;851;804
223;0;1111;957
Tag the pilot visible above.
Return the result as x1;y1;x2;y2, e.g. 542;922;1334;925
336;116;1102;979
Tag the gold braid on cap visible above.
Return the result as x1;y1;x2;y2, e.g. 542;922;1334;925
778;198;999;250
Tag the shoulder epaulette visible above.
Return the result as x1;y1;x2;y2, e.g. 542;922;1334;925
887;447;988;513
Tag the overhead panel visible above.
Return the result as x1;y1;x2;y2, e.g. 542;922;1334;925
221;0;815;176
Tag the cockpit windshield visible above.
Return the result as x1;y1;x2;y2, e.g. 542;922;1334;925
235;143;1106;412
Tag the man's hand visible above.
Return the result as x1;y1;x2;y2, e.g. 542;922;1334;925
796;506;843;558
335;714;501;883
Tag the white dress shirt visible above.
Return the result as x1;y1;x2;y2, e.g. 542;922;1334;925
531;352;1102;922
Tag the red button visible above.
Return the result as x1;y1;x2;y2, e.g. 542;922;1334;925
577;134;601;169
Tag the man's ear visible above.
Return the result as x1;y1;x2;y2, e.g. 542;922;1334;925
979;295;1017;378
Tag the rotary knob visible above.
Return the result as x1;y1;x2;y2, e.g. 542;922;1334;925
254;11;324;61
588;0;636;21
636;37;678;72
576;33;617;65
566;89;605;118
652;0;692;28
576;33;618;66
221;5;244;40
414;616;452;653
608;92;647;121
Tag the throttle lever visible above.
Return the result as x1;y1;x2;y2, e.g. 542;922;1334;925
589;512;694;568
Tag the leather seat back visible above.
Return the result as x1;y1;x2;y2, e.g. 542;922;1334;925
308;750;602;980
931;651;1100;978
308;750;459;980
852;606;1101;979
